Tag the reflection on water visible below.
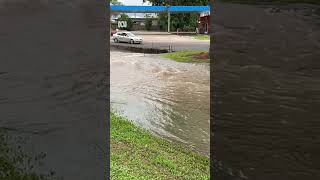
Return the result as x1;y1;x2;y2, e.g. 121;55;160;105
111;49;210;155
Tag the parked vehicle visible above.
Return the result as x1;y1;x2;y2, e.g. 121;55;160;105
112;32;143;44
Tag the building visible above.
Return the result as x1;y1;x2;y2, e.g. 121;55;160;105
198;11;210;34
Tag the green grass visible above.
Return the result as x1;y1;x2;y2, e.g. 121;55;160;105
161;50;210;63
221;0;320;4
0;132;55;180
192;35;210;40
111;112;210;180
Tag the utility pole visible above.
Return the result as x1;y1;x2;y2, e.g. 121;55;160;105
167;10;170;33
167;0;171;33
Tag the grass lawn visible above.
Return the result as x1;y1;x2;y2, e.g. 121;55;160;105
192;35;210;40
161;50;210;63
0;132;49;180
0;155;40;180
111;112;210;180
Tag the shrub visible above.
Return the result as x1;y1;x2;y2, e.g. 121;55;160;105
145;18;153;31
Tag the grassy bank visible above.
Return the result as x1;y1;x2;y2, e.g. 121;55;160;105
221;0;320;4
161;50;210;63
111;112;210;180
0;132;54;180
192;35;210;40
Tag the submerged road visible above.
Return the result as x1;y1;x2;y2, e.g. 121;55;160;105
110;31;210;51
213;1;320;180
111;49;210;155
0;1;106;179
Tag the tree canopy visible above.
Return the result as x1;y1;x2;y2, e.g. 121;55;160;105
143;0;209;32
143;0;209;6
117;14;134;31
111;0;122;5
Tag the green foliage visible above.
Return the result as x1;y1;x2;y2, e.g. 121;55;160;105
110;112;210;179
158;12;199;32
117;14;134;31
144;0;209;6
111;0;122;5
220;0;320;4
145;18;153;31
145;0;209;32
192;34;210;40
0;131;56;180
162;50;210;63
158;13;168;31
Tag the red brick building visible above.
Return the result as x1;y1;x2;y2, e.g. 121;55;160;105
198;11;210;34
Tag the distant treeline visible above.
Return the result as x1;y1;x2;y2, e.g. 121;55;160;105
220;0;320;4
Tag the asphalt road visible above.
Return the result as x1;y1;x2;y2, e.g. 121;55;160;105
110;32;210;51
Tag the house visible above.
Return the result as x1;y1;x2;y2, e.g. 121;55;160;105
198;11;210;34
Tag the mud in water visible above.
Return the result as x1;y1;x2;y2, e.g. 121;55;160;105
0;0;107;179
212;1;320;180
111;49;210;155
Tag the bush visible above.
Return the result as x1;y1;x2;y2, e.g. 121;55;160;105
145;18;153;31
157;13;199;32
183;26;196;32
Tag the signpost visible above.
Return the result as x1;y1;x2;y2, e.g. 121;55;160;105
118;21;127;28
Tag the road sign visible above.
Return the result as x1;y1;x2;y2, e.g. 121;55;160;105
118;21;127;28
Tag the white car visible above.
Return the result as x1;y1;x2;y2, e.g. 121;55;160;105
112;32;143;44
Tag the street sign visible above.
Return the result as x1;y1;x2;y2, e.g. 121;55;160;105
118;21;127;28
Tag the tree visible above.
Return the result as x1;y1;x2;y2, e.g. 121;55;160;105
143;0;208;6
143;0;209;31
117;14;133;31
110;0;122;18
145;18;153;31
111;0;122;5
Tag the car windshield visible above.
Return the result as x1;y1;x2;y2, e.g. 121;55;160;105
126;33;135;37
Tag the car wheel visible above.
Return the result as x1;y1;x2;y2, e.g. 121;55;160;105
130;39;134;44
114;38;119;43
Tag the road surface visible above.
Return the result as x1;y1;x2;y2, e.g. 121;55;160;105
110;31;210;51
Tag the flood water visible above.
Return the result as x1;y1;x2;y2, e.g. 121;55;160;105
110;49;210;155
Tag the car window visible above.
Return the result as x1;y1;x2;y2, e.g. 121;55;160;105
127;33;135;37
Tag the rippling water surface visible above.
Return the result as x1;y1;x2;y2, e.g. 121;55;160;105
111;49;210;155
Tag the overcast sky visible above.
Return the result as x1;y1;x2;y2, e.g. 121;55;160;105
118;0;151;5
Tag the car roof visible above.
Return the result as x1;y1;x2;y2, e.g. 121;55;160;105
117;32;135;35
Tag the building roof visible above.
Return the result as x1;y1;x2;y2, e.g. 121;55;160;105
200;11;210;17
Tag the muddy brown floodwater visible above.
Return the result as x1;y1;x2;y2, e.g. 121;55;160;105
212;1;320;180
111;49;210;155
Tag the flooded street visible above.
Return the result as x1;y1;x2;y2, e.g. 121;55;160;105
111;49;210;155
212;2;320;179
